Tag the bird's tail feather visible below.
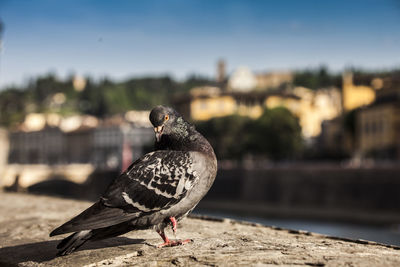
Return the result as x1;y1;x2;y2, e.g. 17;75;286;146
56;230;92;256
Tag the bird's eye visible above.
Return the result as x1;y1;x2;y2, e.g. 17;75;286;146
164;115;169;121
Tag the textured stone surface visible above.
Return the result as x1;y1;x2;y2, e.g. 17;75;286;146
0;192;399;266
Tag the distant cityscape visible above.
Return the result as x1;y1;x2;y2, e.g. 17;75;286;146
0;61;399;189
173;61;400;162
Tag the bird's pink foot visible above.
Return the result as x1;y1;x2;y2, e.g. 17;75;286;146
156;228;192;248
169;216;177;234
157;238;193;248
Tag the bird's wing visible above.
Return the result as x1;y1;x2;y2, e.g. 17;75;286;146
102;150;199;211
50;201;137;236
50;150;199;236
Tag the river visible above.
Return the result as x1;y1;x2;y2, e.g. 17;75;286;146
196;210;400;246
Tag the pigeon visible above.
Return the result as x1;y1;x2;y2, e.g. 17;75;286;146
50;105;217;256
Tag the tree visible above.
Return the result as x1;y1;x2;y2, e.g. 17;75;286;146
248;107;303;160
0;88;26;126
293;66;341;90
195;107;303;161
195;115;251;160
78;78;108;117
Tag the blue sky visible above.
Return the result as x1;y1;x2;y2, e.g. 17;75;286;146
0;0;399;89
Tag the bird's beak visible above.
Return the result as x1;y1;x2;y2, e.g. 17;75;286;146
154;125;164;142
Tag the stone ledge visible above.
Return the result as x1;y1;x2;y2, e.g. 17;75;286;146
0;192;399;266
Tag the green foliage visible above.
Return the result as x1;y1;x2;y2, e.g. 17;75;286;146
78;79;108;117
177;75;213;92
195;107;304;161
247;107;303;160
293;66;341;89
0;74;213;126
123;76;175;109
294;66;400;90
196;115;252;160
347;67;400;77
0;88;26;126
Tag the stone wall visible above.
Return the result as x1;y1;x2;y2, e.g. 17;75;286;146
202;164;400;224
0;192;399;266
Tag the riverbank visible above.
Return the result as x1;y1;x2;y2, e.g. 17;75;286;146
0;192;399;266
205;164;400;225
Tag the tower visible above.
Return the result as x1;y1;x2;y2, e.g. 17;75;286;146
217;59;226;85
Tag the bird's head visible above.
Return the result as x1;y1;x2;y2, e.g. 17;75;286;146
149;105;188;142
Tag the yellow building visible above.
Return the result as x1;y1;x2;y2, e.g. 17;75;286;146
355;76;400;159
231;86;342;138
255;72;293;90
357;103;400;158
0;128;9;183
189;87;237;120
174;86;291;121
293;87;342;138
173;86;285;121
173;85;342;139
342;72;375;111
358;104;399;152
173;64;348;139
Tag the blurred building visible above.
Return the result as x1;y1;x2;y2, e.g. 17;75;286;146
320;118;343;153
0;128;9;181
316;72;379;157
173;84;341;139
227;66;293;92
342;72;375;111
66;127;93;164
318;74;400;160
216;59;226;85
289;87;342;138
8;113;100;165
174;63;343;139
92;122;153;170
254;72;293;91
7;111;153;167
228;67;258;92
3;111;154;188
356;77;400;159
173;85;299;120
319;117;354;158
8;126;65;165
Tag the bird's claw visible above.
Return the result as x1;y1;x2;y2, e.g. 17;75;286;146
156;217;191;248
157;239;193;248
